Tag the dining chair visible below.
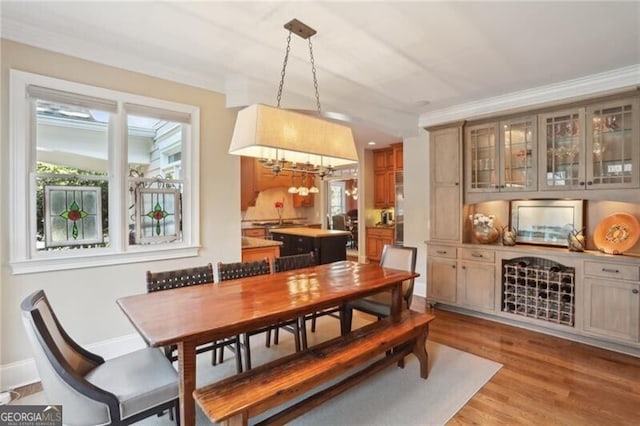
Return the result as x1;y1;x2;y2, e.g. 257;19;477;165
146;263;243;373
21;290;179;425
217;259;271;370
341;244;417;333
269;252;317;350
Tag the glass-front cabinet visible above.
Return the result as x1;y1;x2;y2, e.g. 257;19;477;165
501;116;537;192
466;116;536;193
540;98;639;191
466;123;498;192
539;108;585;190
586;98;639;189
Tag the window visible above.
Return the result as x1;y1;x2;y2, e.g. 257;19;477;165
9;70;200;274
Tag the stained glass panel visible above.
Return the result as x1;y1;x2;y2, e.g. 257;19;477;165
134;187;181;244
44;186;103;247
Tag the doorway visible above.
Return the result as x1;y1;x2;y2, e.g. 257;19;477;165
327;174;358;259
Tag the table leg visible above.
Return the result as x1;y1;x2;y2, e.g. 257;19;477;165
390;282;403;322
178;340;197;426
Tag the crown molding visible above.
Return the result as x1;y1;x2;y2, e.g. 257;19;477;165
419;65;640;128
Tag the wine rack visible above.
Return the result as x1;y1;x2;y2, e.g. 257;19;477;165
502;257;575;327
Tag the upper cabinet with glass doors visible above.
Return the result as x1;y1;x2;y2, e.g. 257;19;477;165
466;116;536;194
540;97;639;191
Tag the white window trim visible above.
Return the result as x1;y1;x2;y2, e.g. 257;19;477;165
9;70;200;274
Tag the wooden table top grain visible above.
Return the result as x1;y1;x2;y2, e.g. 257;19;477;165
116;260;419;426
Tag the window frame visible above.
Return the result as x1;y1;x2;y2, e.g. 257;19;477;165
9;70;200;274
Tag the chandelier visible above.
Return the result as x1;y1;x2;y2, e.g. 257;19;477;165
228;19;358;178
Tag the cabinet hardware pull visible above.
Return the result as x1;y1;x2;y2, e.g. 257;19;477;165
579;181;585;185
471;253;483;258
462;266;466;269
455;182;459;186
602;268;619;274
451;265;456;269
436;250;447;255
587;181;593;185
632;289;639;294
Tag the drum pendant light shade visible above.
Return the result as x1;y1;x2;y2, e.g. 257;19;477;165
229;104;358;167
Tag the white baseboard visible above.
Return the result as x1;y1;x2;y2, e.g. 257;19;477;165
1;333;145;392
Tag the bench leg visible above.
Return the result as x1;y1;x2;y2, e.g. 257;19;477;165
221;411;249;426
412;326;429;379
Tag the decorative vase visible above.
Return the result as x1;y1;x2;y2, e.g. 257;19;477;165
502;226;517;246
568;228;585;252
474;225;499;244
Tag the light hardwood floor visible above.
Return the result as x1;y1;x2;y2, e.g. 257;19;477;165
415;300;640;425
14;300;640;425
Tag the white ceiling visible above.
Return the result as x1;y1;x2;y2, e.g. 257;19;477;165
2;1;639;149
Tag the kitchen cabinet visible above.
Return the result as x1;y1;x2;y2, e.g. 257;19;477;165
366;227;394;262
373;145;402;208
456;248;495;312
465;116;536;195
426;245;457;304
270;228;349;264
429;126;462;242
392;142;404;170
240;156;293;210
539;98;639;192
241;239;280;264
583;260;640;343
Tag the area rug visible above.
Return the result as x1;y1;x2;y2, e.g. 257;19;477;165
14;315;502;425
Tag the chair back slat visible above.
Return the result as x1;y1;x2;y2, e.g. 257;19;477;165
218;259;270;281
274;252;316;273
146;263;214;292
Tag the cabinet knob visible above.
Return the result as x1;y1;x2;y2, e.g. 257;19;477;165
462;266;466;270
451;265;456;269
579;181;585;185
632;289;639;294
455;182;459;186
587;181;593;185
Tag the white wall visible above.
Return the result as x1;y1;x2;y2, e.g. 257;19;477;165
403;131;430;297
0;40;241;387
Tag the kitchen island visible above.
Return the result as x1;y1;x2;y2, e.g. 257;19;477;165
241;236;282;264
269;227;351;264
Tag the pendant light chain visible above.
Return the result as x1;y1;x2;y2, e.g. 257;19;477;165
276;31;292;108
308;38;322;113
276;30;322;114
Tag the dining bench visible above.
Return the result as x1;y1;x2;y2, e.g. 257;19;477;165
193;310;435;426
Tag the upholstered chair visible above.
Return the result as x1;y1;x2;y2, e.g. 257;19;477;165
21;290;179;425
146;263;243;373
341;245;417;333
217;259;271;370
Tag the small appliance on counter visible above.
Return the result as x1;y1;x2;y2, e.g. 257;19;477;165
381;209;393;225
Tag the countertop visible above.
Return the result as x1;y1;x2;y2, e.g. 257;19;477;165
241;237;283;249
268;227;351;238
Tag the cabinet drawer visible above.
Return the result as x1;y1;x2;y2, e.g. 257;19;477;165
584;261;640;281
367;228;394;237
428;245;457;259
460;247;494;262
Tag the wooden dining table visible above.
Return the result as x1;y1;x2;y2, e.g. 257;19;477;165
117;260;419;426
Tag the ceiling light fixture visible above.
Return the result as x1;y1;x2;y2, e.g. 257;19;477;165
228;19;358;179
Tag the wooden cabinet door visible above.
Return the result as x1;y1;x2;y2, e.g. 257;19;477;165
374;171;389;208
585;97;640;189
393;143;403;170
386;171;395;207
584;277;640;343
465;123;499;193
429;127;462;242
373;150;388;171
427;257;457;304
240;156;258;210
500;116;537;192
366;234;380;261
457;260;495;312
